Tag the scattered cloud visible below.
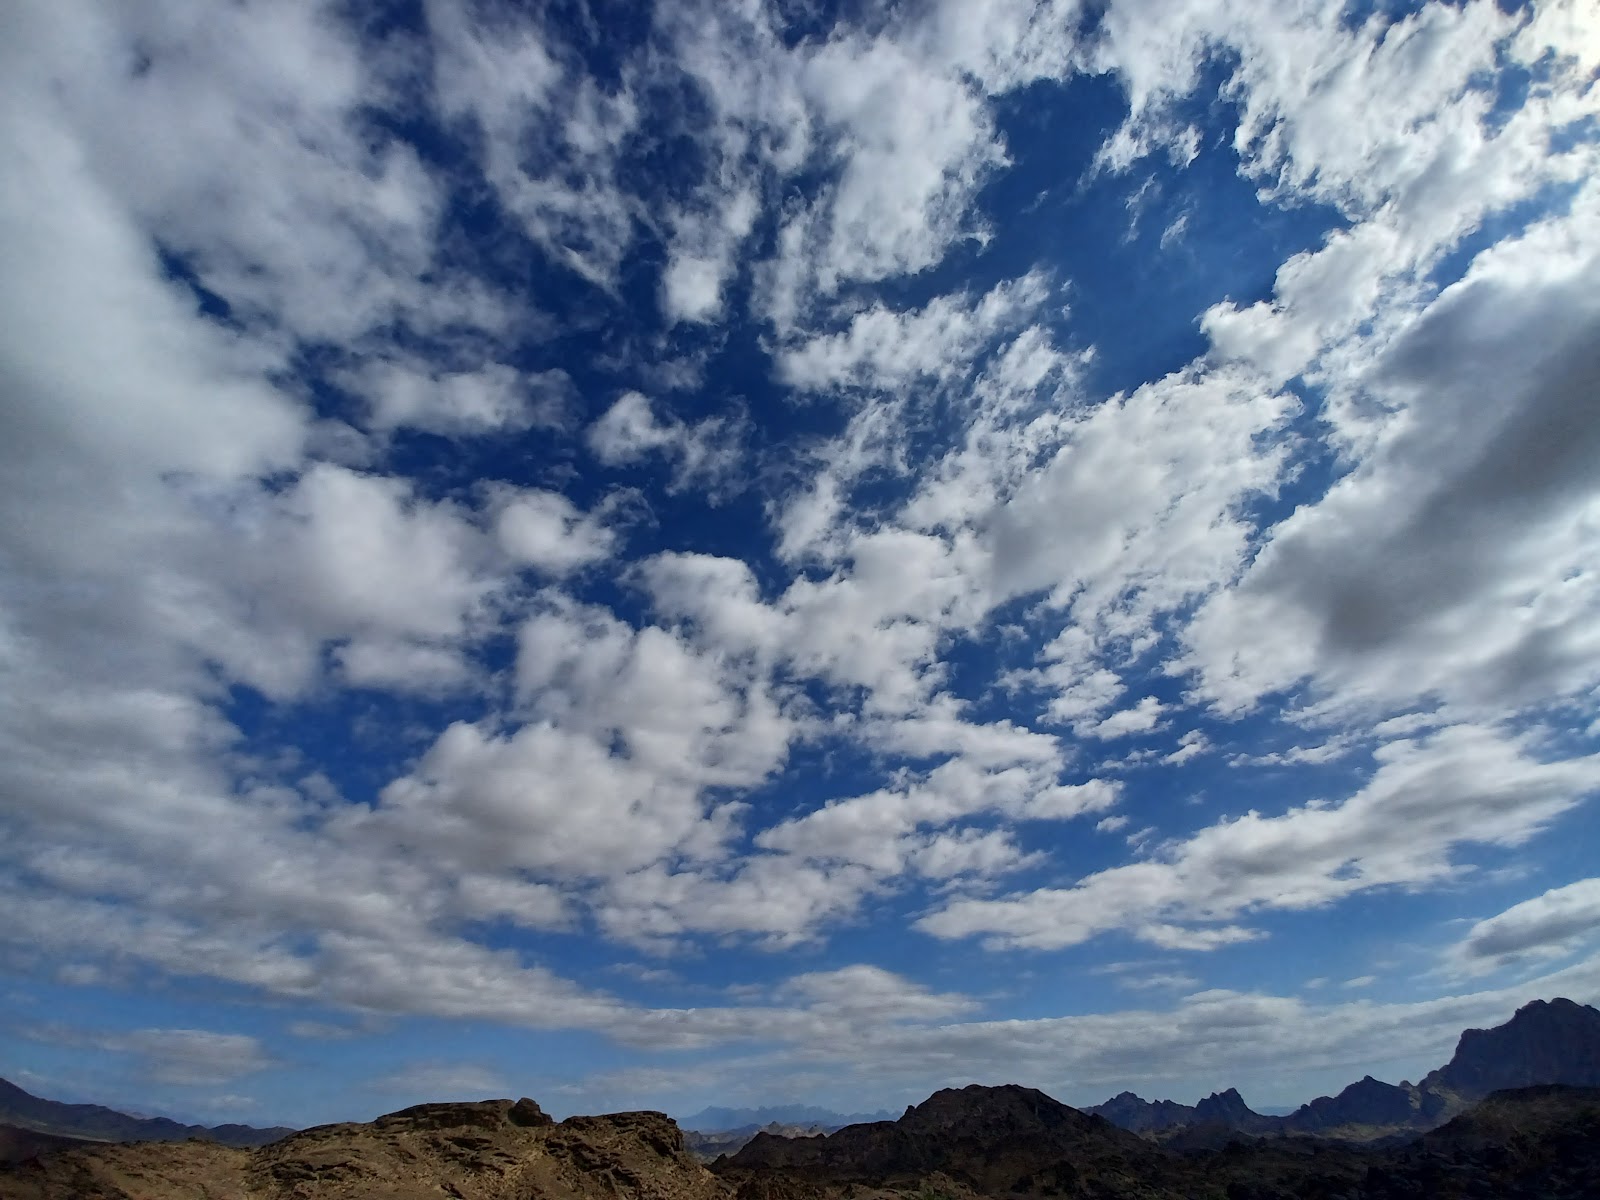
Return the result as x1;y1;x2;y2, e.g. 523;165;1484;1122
1446;877;1600;977
2;0;1597;1124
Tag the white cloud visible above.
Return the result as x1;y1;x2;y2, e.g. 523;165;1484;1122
1447;877;1600;976
366;1062;509;1101
493;488;617;576
1183;181;1600;719
779;965;975;1022
919;726;1600;950
1163;730;1210;765
1085;696;1164;740
428;0;639;288
119;1029;275;1087
28;1025;275;1087
335;638;474;695
778;274;1046;392
354;362;573;436
661;188;758;325
1115;971;1202;993
364;720;730;882
14;0;506;348
587;391;747;497
4;0;1599;1120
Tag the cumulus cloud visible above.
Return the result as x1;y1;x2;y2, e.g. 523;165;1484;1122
1183;182;1600;719
587;392;747;497
492;488;617;576
1447;878;1600;976
4;0;1600;1123
919;726;1600;950
353;362;574;436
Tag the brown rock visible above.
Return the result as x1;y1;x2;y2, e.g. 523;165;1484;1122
0;1098;732;1200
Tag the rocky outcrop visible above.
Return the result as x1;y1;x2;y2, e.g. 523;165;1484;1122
0;1097;732;1200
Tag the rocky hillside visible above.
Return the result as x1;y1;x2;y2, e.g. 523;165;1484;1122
0;1124;98;1167
0;1096;731;1200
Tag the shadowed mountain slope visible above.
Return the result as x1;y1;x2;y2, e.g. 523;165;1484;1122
0;1076;293;1148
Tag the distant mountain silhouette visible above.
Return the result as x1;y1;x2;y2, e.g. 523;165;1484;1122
1082;1091;1194;1132
0;1076;293;1148
1088;995;1600;1143
684;1120;836;1159
681;1104;892;1133
1279;1074;1441;1135
715;1081;1600;1199
1190;1086;1279;1134
723;1082;1174;1195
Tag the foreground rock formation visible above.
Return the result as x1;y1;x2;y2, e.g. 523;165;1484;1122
0;1097;730;1200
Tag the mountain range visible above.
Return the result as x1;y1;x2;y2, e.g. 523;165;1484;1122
0;1076;292;1159
681;1105;895;1133
716;1080;1600;1199
1084;996;1600;1142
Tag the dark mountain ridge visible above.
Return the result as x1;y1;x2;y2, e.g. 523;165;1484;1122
1088;995;1600;1143
723;1083;1180;1196
717;1082;1600;1200
1083;1090;1194;1132
0;1076;293;1149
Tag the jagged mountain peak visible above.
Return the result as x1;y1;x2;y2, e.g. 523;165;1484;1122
1423;995;1600;1100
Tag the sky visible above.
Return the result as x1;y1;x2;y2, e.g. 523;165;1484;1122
2;0;1599;1132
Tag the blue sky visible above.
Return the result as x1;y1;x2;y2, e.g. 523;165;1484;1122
3;0;1600;1131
